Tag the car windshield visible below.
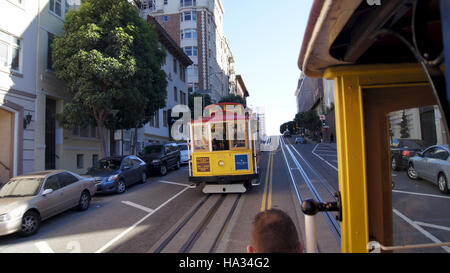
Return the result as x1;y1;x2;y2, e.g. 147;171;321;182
400;139;426;149
93;158;122;170
178;144;188;151
144;145;163;155
0;177;43;198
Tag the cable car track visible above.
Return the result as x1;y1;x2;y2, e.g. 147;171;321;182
153;193;242;253
280;137;341;249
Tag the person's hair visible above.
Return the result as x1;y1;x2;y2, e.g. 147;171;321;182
250;209;300;253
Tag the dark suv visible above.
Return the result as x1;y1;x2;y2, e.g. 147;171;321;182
139;143;181;176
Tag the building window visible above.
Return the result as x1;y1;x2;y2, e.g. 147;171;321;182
188;83;199;93
92;154;99;167
47;33;55;70
173;58;177;74
164;0;168;5
163;110;168;127
154;110;160;128
181;11;196;22
50;0;70;18
183;46;197;57
174;86;178;102
181;29;197;40
73;125;97;138
187;64;198;76
77;154;84;169
180;0;196;8
0;30;21;72
180;90;183;105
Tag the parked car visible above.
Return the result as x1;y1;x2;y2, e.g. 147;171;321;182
390;138;427;171
295;137;307;144
177;143;191;165
86;155;147;194
283;130;291;138
0;170;96;237
139;143;181;176
407;144;450;194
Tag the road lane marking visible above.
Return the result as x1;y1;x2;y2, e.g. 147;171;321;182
414;221;450;232
393;209;450;253
312;144;339;172
392;190;450;200
35;241;54;253
268;151;274;210
159;180;196;188
121;201;154;213
96;185;192;253
261;152;273;211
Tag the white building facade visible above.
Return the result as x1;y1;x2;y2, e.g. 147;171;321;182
0;0;39;183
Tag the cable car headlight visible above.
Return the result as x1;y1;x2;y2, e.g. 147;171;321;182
218;161;225;167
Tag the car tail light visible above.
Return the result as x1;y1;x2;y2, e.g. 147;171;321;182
402;150;411;157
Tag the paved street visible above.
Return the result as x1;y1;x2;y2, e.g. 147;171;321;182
1;137;449;253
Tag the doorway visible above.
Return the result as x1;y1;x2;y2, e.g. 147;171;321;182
0;107;13;184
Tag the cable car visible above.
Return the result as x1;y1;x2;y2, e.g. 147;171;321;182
298;0;450;253
188;103;260;193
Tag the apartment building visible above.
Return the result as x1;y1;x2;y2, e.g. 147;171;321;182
0;0;39;183
136;0;235;103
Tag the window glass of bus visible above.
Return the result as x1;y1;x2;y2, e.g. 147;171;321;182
211;123;229;151
193;124;209;152
229;121;247;149
389;105;450;253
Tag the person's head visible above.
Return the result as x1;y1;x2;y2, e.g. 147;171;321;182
247;209;303;253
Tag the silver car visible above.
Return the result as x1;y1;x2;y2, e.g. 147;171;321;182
407;144;450;194
0;170;96;237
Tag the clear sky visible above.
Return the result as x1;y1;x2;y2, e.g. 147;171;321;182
222;0;313;136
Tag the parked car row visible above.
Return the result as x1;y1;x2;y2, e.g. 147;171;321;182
0;142;190;238
390;139;450;194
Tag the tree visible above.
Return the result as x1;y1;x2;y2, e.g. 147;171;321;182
52;0;167;157
218;94;246;105
399;110;410;138
294;110;321;132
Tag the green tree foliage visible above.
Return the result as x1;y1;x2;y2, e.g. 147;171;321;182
399;110;410;138
294;110;321;132
280;121;294;134
218;94;246;105
52;0;167;157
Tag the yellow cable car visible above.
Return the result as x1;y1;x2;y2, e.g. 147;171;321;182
299;0;450;253
188;103;260;193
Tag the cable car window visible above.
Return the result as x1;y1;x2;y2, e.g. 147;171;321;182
389;105;450;253
229;121;248;150
211;122;229;151
193;124;209;152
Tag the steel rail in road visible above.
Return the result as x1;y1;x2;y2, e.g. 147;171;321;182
280;137;341;246
153;193;242;253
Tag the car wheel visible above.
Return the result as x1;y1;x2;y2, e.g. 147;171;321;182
77;191;91;211
20;211;41;237
391;157;399;171
116;180;126;194
438;174;449;194
407;163;419;180
141;172;147;184
160;164;167;176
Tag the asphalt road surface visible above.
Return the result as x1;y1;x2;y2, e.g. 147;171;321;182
1;136;449;253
